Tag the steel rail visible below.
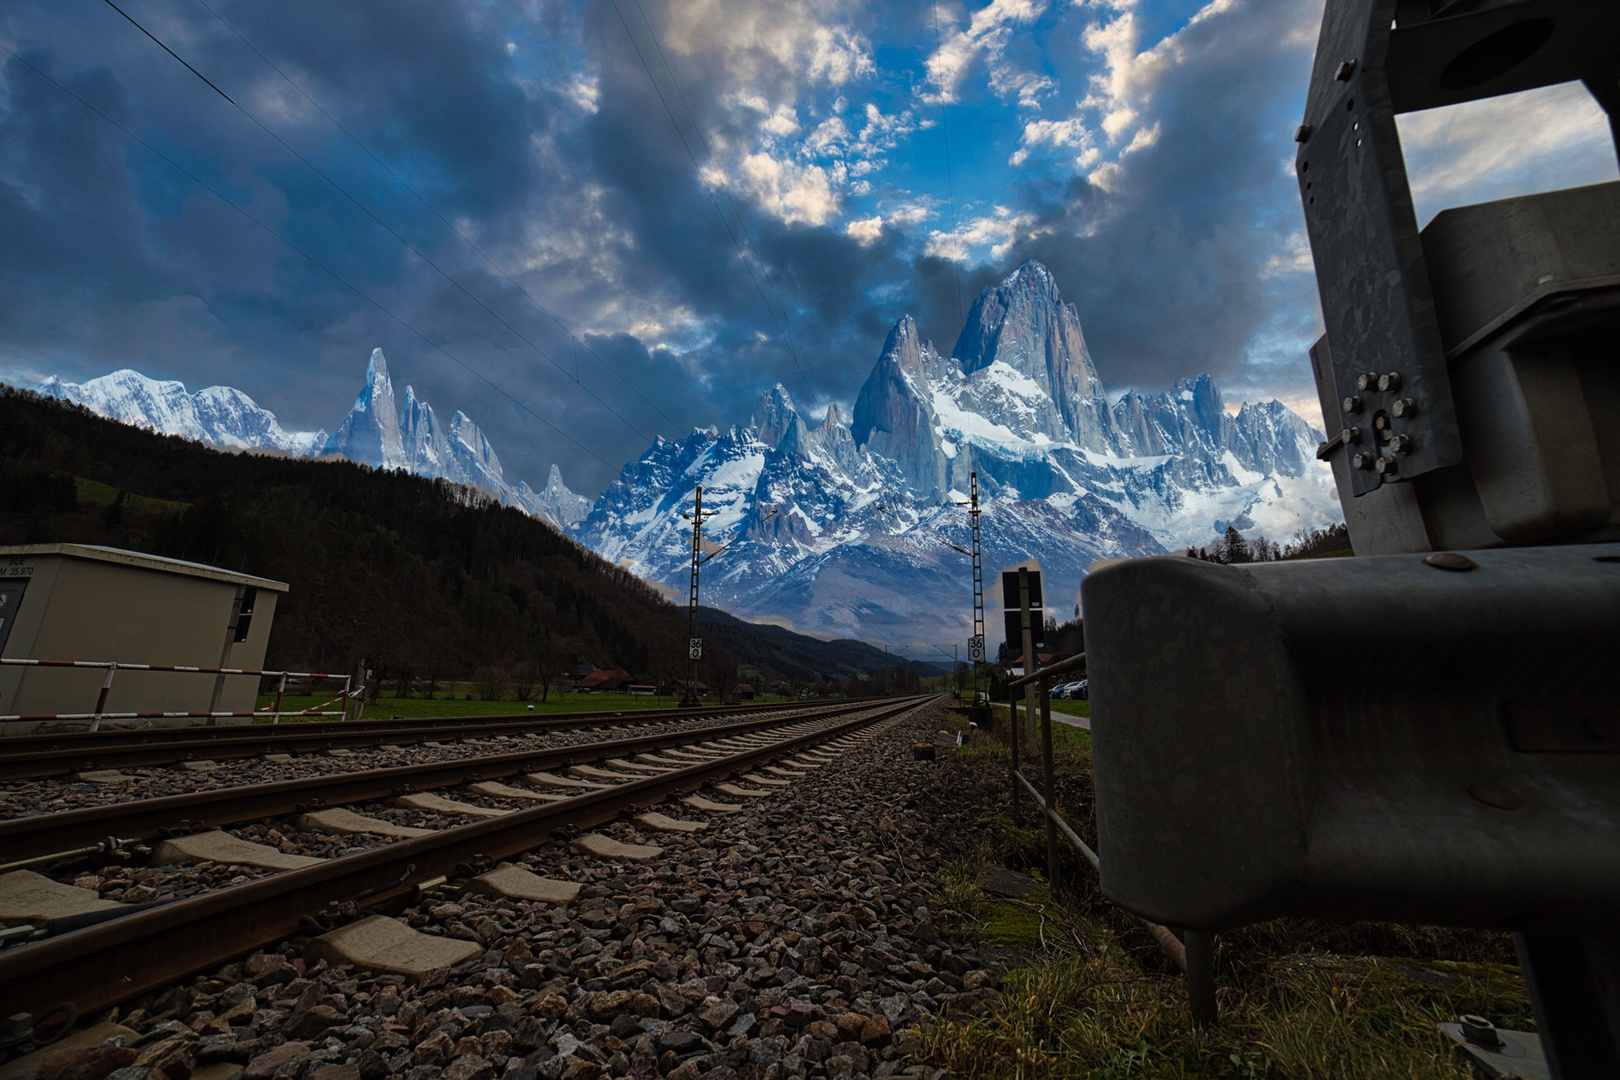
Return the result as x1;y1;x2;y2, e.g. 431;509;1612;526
0;699;923;862
0;700;818;781
0;697;926;1017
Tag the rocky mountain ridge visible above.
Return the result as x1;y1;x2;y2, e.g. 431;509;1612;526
580;260;1339;642
30;260;1341;643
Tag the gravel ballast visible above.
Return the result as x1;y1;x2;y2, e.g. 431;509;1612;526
5;699;1000;1080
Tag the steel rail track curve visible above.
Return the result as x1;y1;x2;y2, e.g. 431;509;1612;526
0;700;818;781
0;698;921;861
0;696;930;1018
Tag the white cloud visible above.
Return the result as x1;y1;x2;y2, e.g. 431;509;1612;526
1396;82;1619;226
885;200;935;226
1009;116;1095;166
922;0;1049;105
736;152;840;226
664;2;874;89
989;65;1058;109
1087;160;1123;192
802;116;850;157
566;76;600;114
925;205;1037;262
846;216;884;244
761;104;801;138
1261;232;1313;279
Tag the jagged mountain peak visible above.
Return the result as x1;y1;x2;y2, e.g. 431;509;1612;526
577;258;1341;641
749;383;808;451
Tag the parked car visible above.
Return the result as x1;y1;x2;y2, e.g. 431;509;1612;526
1072;679;1089;700
1053;680;1085;699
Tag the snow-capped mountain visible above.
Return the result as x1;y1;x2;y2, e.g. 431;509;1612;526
320;349;590;528
38;369;328;456
35;349;593;531
29;261;1340;643
577;260;1341;642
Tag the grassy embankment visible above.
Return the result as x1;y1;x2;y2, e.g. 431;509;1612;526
912;712;1529;1079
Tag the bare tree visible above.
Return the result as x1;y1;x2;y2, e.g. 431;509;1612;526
473;665;510;702
511;660;540;701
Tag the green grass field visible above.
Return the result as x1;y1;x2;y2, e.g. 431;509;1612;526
73;476;188;512
253;690;791;720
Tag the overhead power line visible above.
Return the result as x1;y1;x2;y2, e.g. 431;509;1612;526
103;0;234;104
187;0;684;436
102;0;659;447
607;0;826;406
0;41;618;471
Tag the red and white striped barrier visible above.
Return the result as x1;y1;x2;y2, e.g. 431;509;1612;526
0;658;355;731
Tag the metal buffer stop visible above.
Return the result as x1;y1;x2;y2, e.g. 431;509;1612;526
1088;1;1620;1073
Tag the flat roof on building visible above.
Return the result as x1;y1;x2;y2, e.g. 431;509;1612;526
0;544;288;592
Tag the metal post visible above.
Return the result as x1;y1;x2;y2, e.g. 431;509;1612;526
1018;568;1038;755
89;663;115;733
969;472;984;709
1185;931;1218;1026
345;660;365;723
1040;678;1059;891
209;588;245;726
272;674;287;725
684;486;704;708
1009;692;1021;825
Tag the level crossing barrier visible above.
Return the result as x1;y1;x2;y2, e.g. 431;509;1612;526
0;658;355;731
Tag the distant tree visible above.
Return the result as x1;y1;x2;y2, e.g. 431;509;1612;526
473;665;510;702
1220;525;1252;565
510;660;540;701
1283;522;1353;559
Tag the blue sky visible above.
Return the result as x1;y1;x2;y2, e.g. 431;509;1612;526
2;0;1615;493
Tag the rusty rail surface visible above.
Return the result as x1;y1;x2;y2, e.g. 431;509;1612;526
0;700;820;781
0;697;929;1018
0;699;919;862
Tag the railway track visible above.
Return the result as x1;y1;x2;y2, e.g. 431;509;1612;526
0;699;817;781
0;695;934;1022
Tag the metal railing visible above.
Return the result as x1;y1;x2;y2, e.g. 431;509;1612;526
0;658;355;731
1004;651;1219;1026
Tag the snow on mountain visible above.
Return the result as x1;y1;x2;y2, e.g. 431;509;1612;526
37;368;327;456
36;348;592;531
578;259;1342;642
31;261;1341;644
322;349;588;529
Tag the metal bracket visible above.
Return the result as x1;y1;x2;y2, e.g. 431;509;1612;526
1440;1017;1550;1080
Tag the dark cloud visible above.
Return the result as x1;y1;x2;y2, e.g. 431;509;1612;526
0;0;1336;500
982;0;1323;393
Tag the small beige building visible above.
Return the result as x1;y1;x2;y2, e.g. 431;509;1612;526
0;544;287;730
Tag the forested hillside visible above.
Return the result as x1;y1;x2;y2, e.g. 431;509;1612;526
0;387;911;688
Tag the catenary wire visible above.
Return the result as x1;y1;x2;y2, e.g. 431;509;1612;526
101;0;658;446
187;0;685;435
102;0;234;104
0;42;618;472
